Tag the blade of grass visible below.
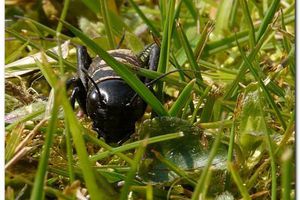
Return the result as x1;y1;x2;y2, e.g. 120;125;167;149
281;148;293;200
81;0;100;14
61;20;169;116
182;0;198;21
169;79;195;117
14;119;48;154
194;119;233;128
14;16;70;40
191;125;222;200
37;55;115;199
190;85;212;124
239;0;256;49
100;0;116;49
193;21;214;62
214;0;234;36
199;94;216;123
61;91;116;199
159;0;167;27
56;0;70;35
227;162;251;200
156;0;176;100
120;140;147;200
30;86;60;200
152;150;197;186
280;9;291;53
64;119;75;184
225;94;242;189
129;66;202;94
83;132;134;165
127;0;160;36
205;13;294;55
5;124;23;162
181;96;194;119
223;25;272;99
258;91;277;200
236;37;287;129
5;107;45;131
256;0;280;41
275;110;295;154
228;0;239;28
5;29;75;70
286;45;295;79
90;132;184;162
5;41;29;64
246;159;270;189
224;121;236;190
146;185;153;200
56;0;71;75
6;171;73;200
176;21;204;85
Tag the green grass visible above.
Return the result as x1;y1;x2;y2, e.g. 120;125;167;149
5;0;295;199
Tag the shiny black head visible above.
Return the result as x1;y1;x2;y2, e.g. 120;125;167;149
86;79;147;143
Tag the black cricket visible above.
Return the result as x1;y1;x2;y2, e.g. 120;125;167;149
67;44;160;143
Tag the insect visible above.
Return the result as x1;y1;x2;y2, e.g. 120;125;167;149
67;44;160;144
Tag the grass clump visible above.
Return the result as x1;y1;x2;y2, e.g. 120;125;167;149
5;0;295;199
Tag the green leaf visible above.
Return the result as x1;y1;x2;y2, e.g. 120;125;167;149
138;117;228;183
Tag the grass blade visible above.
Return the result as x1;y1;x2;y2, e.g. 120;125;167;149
64;120;75;183
5;41;29;64
191;127;222;200
236;38;287;129
256;0;280;41
281;148;293;200
5;28;75;70
5;124;23;162
190;85;212;123
258;91;277;200
193;21;214;62
83;133;134;165
90;132;184;162
228;162;251;200
5;108;45;131
100;0;116;49
223;25;272;99
169;79;195;117
156;0;176;99
239;0;256;48
152;150;197;186
30;87;60;200
37;56;115;199
176;21;203;84
214;0;234;36
81;0;100;14
15;16;70;40
182;0;198;21
61;91;116;199
228;0;239;28
127;0;160;36
120;141;147;200
205;13;294;55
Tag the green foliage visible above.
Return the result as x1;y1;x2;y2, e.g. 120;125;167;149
5;0;295;199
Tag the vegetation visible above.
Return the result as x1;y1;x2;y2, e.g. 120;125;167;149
5;0;295;199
